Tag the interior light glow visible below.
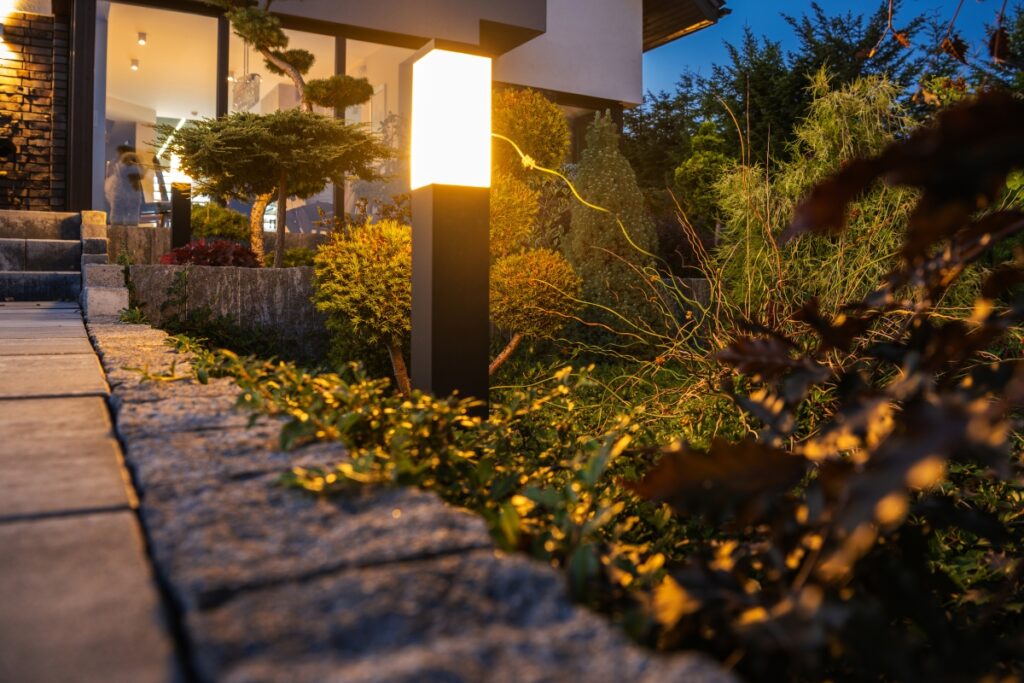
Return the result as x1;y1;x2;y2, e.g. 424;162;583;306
410;49;491;190
130;58;139;71
0;26;13;61
137;32;146;45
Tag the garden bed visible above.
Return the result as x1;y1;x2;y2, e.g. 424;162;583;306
87;319;731;683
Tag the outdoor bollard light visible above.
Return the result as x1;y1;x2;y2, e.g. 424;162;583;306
170;182;192;249
408;43;492;413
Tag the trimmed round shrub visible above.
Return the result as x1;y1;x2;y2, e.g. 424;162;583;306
312;220;412;392
493;88;571;177
191;203;249;242
491;248;581;338
490;173;540;260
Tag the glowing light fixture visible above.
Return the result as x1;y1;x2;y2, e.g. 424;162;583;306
0;25;13;61
227;69;235;82
130;58;139;71
409;48;491;190
137;32;147;45
407;44;493;413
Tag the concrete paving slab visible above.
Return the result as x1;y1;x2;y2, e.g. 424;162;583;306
0;337;95;355
0;396;112;438
0;308;84;318
0;436;131;519
0;317;90;328
0;354;108;397
0;512;178;683
0;323;88;339
0;301;80;309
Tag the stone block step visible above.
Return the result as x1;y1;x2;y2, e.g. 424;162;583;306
0;271;81;301
0;209;81;241
0;238;82;272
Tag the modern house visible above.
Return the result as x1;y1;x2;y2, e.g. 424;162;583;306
0;0;728;223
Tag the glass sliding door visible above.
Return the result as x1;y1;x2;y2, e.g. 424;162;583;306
344;39;415;219
95;2;218;226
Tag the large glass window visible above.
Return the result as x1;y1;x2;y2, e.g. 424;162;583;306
229;28;336;233
344;40;415;217
95;2;218;226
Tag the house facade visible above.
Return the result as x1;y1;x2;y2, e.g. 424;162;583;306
0;0;727;222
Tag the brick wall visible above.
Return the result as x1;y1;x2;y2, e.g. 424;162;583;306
0;10;69;210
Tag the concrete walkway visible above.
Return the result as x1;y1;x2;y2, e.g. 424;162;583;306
0;302;178;682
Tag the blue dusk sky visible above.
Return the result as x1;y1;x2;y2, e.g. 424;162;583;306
642;0;1023;96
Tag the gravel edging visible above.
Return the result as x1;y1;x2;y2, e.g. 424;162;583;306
87;319;735;683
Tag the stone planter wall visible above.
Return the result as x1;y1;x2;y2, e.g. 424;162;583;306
110;226;329;265
129;264;328;359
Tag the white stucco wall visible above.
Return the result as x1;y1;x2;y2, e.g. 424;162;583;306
494;0;644;106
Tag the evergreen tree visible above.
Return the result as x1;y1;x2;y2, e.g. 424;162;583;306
160;110;388;265
203;0;373;112
564;113;658;326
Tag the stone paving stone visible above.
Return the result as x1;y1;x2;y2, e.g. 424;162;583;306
0;316;90;328
0;336;96;355
0;323;89;339
0;353;108;397
222;625;731;683
139;472;492;611
114;392;262;441
0;300;79;309
0;436;131;519
0;396;112;438
192;550;734;683
0;512;178;683
0;307;83;317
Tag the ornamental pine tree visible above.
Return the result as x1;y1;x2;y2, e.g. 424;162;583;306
203;0;374;113
159;110;388;266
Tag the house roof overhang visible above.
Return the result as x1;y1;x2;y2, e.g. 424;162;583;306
643;0;729;52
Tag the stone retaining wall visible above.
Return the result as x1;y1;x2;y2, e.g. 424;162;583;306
110;225;328;265
128;264;328;359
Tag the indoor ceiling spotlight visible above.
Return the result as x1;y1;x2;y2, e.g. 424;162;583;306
227;70;235;82
130;58;139;71
137;32;147;46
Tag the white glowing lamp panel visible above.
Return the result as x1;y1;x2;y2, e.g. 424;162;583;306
410;49;491;190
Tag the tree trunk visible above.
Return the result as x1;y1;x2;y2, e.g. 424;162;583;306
489;332;523;376
387;340;412;396
274;173;287;268
249;192;273;265
260;48;311;112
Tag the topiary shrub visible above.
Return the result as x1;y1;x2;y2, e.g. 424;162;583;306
490;173;540;260
159;239;261;267
281;246;316;268
191;202;249;241
490;248;582;374
493;88;571;178
562;112;659;327
312;220;412;394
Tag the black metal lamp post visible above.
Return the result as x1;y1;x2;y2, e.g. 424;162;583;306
407;44;492;412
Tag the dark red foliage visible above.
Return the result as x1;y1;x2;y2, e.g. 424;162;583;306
159;240;261;268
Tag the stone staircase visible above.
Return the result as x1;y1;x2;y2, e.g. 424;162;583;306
0;209;128;316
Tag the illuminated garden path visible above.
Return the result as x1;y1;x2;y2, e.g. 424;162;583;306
0;301;177;682
0;307;730;682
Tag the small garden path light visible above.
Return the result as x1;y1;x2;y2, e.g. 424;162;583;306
407;42;492;413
